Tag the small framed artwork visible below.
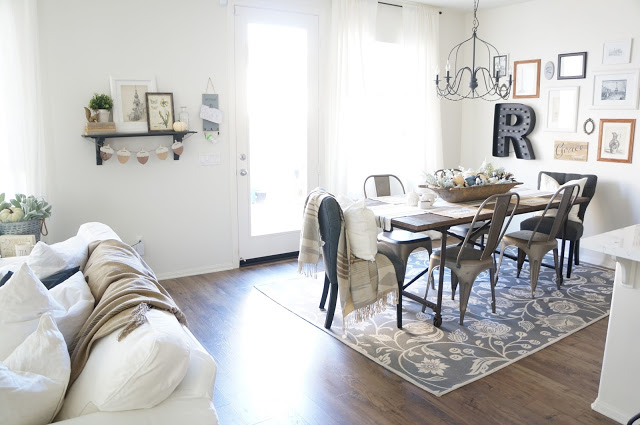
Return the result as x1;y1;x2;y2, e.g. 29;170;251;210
592;70;640;109
145;93;174;132
0;234;36;258
513;59;541;98
554;141;588;162
603;39;632;65
110;76;157;132
597;119;635;163
493;55;508;78
558;52;587;80
546;87;579;132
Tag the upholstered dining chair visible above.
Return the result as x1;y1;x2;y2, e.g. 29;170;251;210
363;174;433;282
497;184;579;298
317;195;405;329
423;192;520;325
519;171;597;278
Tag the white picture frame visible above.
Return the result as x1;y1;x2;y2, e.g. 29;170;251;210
603;39;632;65
546;87;580;132
110;76;157;132
592;70;640;109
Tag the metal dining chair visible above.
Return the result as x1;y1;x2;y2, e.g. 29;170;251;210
363;174;433;283
497;184;579;298
422;192;520;325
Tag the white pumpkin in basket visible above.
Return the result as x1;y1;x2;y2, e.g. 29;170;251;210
0;207;25;223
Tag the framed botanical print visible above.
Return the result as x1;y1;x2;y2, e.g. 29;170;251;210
513;59;541;98
110;76;157;132
145;93;175;132
597;119;635;163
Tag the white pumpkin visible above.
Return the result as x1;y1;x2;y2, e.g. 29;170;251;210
0;207;25;223
173;121;187;132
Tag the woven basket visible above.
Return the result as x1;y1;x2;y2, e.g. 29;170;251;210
0;219;43;242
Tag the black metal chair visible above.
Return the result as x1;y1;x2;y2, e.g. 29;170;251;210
519;172;597;278
628;412;640;425
363;174;433;282
317;195;405;329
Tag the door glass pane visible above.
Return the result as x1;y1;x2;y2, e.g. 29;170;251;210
246;23;308;237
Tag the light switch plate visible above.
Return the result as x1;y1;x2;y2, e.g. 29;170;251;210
199;153;221;166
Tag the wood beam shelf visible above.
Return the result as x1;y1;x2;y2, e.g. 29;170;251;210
82;131;196;165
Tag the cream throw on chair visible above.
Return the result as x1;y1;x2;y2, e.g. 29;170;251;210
298;188;398;329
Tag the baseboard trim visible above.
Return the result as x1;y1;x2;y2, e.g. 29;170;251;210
591;397;629;424
156;262;236;281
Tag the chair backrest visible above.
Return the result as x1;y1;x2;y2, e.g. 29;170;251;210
363;174;405;198
317;196;342;284
537;171;597;221
458;192;520;265
529;184;579;246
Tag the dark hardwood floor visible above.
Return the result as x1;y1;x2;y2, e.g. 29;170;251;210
161;259;616;425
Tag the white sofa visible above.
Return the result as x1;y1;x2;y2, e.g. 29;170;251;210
0;223;219;425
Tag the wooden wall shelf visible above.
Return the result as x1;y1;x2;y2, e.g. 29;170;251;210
82;131;196;165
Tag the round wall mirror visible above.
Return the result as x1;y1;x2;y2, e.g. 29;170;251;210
584;118;595;135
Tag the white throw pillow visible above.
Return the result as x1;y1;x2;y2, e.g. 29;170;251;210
534;173;586;223
0;313;71;425
26;241;69;279
344;200;378;261
0;265;94;359
56;309;192;420
50;235;90;270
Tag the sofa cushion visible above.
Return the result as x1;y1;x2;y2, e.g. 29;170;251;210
41;266;81;290
56;309;191;419
49;271;95;345
0;313;70;425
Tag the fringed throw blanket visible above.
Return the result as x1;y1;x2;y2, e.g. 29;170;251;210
69;239;186;384
298;188;398;330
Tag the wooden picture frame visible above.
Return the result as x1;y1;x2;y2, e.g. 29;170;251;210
597;119;635;163
110;76;157;132
513;59;541;98
558;52;587;80
145;93;175;132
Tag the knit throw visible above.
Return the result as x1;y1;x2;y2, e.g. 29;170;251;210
298;189;398;330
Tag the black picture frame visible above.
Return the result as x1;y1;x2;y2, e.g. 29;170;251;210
557;52;587;80
493;55;507;78
145;92;175;132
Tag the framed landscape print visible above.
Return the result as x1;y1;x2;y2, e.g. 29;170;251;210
597;119;635;163
110;76;157;132
145;93;174;132
513;59;541;98
592;70;639;109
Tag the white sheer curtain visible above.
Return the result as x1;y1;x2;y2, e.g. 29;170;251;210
326;0;443;199
0;0;47;199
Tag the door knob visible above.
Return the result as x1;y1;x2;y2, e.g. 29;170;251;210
239;169;248;176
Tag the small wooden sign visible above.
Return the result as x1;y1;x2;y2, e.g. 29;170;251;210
0;234;36;258
554;141;588;161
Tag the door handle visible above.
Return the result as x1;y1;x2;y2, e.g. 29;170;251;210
239;169;248;176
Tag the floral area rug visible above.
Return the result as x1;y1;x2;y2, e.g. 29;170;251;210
255;249;613;396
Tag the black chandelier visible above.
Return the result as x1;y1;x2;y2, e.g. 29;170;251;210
435;0;512;101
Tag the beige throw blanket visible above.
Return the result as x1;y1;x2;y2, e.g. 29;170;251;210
69;239;186;384
298;189;398;329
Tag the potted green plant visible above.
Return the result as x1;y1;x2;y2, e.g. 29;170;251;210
0;193;52;242
88;93;114;123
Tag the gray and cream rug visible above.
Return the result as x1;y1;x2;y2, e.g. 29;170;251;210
255;250;613;396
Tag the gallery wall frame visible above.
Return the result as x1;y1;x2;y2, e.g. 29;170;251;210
493;55;508;78
592;70;640;109
110;76;157;132
546;87;579;132
597;118;635;164
558;52;587;80
145;93;175;132
602;39;632;65
513;59;541;99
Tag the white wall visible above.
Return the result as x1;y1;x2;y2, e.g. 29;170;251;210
458;0;640;266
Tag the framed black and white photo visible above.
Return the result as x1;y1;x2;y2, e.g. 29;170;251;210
558;52;587;80
597;119;635;163
513;59;541;98
592;70;639;109
145;92;174;132
493;55;508;78
603;39;632;65
110;76;157;132
546;87;579;132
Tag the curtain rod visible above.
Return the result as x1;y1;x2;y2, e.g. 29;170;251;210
378;1;443;14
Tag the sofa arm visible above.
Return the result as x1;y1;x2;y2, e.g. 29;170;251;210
76;223;121;244
172;326;217;401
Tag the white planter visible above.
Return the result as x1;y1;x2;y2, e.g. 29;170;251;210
97;109;110;123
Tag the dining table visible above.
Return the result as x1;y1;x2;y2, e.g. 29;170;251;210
368;187;590;329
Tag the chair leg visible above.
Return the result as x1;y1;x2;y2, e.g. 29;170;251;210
319;274;330;310
575;239;580;265
451;273;459;300
529;259;542;298
457;276;474;326
422;264;436;313
397;283;403;329
517;248;526;278
496;244;508;285
490;267;497;313
567;240;575;278
324;282;338;329
553;248;562;289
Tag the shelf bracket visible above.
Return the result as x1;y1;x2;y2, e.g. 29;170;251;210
173;133;185;160
95;137;105;165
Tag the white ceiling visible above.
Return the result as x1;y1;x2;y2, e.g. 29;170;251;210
409;0;534;11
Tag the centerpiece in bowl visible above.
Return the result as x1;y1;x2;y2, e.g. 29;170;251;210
420;162;521;203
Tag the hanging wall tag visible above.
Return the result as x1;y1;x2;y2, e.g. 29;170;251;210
202;94;219;131
200;104;223;124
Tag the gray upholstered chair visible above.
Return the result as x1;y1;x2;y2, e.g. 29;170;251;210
519;171;597;278
423;192;520;325
363;174;433;281
497;184;579;298
317;195;405;329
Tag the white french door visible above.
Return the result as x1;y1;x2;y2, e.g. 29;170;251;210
235;5;319;261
